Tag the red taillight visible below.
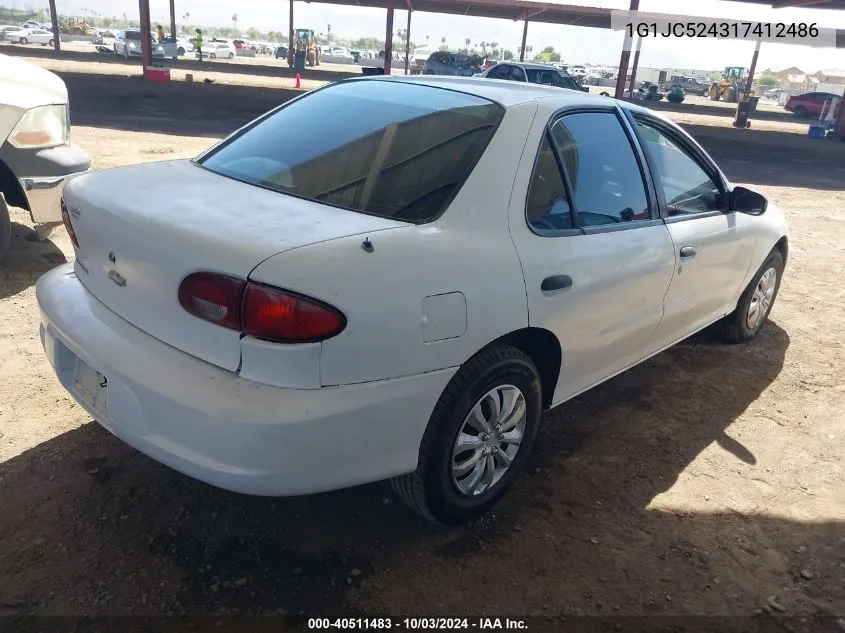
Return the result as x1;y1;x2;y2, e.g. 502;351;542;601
242;284;346;343
177;272;346;343
60;197;79;248
178;272;245;330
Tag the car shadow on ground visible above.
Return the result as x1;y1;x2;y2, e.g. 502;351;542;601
0;220;67;299
2;319;842;621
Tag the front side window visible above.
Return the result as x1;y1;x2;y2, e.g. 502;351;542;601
634;118;723;216
199;81;504;223
549;112;650;226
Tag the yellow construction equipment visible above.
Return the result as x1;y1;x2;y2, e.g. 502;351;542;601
60;17;93;36
295;29;321;67
708;66;747;103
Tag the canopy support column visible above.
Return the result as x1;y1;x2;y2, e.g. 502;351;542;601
139;0;153;69
404;8;412;75
169;0;177;59
614;0;639;99
288;0;294;67
628;36;642;97
48;0;60;51
519;17;528;61
384;0;395;75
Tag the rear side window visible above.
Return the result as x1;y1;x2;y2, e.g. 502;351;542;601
549;112;650;225
526;135;573;231
199;81;504;223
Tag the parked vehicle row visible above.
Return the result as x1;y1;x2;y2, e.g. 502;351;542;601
4;27;55;46
41;76;787;525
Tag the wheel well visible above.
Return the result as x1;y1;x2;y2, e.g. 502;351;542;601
0;159;29;210
495;327;561;409
774;235;788;266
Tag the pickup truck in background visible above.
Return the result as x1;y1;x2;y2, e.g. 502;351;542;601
0;54;91;258
668;75;709;96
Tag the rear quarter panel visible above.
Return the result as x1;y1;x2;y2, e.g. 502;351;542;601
249;101;539;386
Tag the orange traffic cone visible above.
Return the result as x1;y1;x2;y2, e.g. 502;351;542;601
295;73;301;88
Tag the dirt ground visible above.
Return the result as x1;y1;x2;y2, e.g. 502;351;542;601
1;52;844;630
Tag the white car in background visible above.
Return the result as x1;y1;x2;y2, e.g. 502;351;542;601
39;77;788;525
0;25;25;41
206;41;236;59
160;35;194;57
12;28;55;45
114;29;165;59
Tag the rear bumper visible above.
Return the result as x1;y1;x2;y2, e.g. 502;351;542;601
36;264;455;496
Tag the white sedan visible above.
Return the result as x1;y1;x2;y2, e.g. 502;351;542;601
12;27;54;45
206;41;236;59
38;77;788;524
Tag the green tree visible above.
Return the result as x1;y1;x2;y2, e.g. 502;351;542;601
503;49;513;60
758;75;779;87
535;45;560;63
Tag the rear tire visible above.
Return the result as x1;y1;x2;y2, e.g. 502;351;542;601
713;249;784;344
20;37;28;45
390;344;542;525
48;39;54;46
794;105;808;118
228;52;234;59
177;46;185;55
0;196;11;260
210;52;216;59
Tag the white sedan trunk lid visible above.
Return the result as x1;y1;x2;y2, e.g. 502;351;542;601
63;160;402;372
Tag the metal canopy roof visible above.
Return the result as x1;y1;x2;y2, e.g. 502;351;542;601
307;0;612;27
728;0;845;8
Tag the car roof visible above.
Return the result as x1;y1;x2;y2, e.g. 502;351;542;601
499;61;567;71
359;75;612;108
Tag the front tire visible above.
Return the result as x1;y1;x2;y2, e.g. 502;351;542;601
391;344;542;525
48;39;54;46
713;249;784;343
210;52;216;59
794;105;808;118
177;46;185;56
228;52;234;59
19;37;28;45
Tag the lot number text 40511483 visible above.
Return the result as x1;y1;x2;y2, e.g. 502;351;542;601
307;617;528;630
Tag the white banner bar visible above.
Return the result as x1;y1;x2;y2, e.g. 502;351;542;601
611;10;837;49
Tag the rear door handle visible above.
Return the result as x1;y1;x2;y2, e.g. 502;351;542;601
541;275;573;292
679;246;698;259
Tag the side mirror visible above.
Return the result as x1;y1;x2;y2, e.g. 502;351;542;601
730;186;768;215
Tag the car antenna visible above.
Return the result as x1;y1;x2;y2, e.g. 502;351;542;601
361;237;374;253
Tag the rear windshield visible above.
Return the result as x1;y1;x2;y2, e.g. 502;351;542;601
199;80;504;223
126;31;142;40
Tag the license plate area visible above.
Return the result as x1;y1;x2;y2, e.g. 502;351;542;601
73;359;108;417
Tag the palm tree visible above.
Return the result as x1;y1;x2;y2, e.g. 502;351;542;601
425;34;430;45
465;37;470;48
231;13;237;33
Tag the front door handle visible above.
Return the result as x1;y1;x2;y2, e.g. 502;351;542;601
679;246;698;259
541;275;573;292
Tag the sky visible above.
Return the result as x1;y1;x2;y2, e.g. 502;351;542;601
10;0;845;71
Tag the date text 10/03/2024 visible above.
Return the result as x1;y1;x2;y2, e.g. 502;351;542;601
307;618;528;630
626;21;818;39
